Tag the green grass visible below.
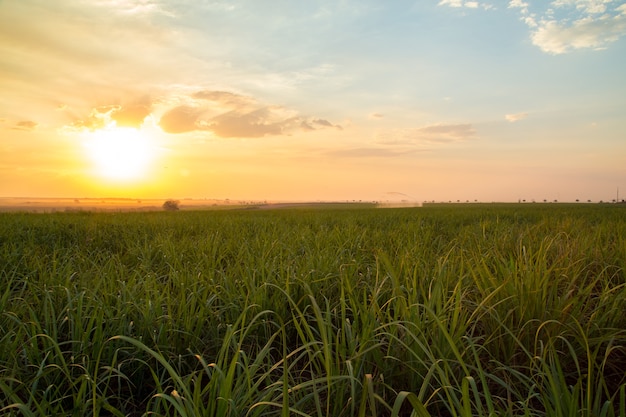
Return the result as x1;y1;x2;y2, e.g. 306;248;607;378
0;204;624;416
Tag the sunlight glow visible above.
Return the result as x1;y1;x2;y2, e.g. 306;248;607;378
84;126;156;181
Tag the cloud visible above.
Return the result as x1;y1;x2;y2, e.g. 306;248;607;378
192;90;256;108
13;120;38;131
505;112;528;122
69;107;111;131
327;147;419;158
509;1;626;54
551;0;612;15
508;0;529;14
376;123;476;146
311;119;336;128
369;113;384;120
68;99;153;131
439;0;463;7
93;0;173;17
159;105;205;134
159;90;341;137
63;90;341;138
206;107;294;138
110;100;152;128
445;0;626;53
438;0;494;10
300;119;343;131
531;13;626;53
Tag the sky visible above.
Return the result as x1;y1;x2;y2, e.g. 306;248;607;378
1;0;625;203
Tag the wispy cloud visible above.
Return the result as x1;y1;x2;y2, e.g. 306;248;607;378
439;0;463;7
377;123;476;145
438;0;494;10
192;90;256;108
93;0;174;17
327;147;420;158
505;112;528;122
13;121;38;131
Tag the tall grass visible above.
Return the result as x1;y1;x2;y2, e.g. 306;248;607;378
1;204;624;416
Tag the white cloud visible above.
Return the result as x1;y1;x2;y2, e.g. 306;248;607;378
506;1;626;54
509;0;530;14
438;0;493;9
439;0;463;7
447;0;626;53
509;0;529;7
552;0;614;15
523;16;538;27
532;13;626;53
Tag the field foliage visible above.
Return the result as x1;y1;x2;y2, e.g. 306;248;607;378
1;204;625;416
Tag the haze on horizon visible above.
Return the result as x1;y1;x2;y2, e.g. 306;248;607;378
1;0;625;203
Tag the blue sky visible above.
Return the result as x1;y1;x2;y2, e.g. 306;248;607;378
1;0;625;202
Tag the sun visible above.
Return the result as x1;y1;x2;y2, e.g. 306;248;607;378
84;126;156;181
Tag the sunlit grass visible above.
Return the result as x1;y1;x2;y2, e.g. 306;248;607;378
1;204;624;416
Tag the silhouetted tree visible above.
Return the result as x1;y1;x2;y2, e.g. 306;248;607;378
163;199;180;211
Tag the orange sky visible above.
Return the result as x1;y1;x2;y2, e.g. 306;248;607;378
1;1;625;203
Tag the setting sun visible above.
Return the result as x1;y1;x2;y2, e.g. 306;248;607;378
84;126;156;182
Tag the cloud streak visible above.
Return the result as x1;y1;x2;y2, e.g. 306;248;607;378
438;0;492;9
327;147;420;158
376;123;476;145
13;121;38;131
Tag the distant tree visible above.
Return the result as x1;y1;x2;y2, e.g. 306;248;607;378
163;199;180;211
